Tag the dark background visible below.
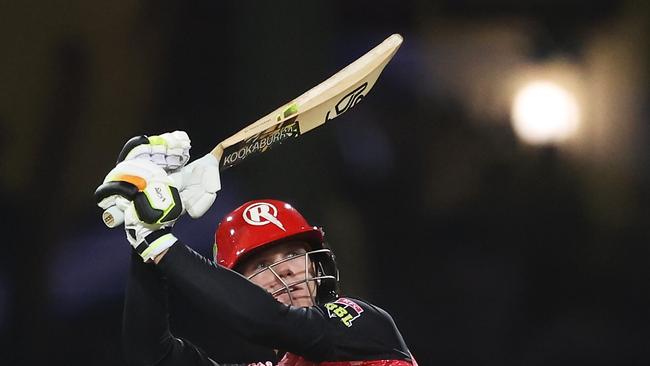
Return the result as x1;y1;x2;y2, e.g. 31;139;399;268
1;0;649;365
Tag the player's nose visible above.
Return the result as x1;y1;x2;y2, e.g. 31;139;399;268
274;261;296;279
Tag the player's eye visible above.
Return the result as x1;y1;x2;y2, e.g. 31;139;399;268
285;250;303;259
254;261;269;270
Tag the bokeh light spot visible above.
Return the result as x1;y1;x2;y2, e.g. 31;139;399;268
511;80;580;145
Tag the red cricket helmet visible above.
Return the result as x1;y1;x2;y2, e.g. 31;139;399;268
214;199;324;268
214;199;339;303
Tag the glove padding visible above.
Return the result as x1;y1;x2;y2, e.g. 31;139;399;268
117;130;191;173
169;153;221;218
96;159;183;227
124;203;179;262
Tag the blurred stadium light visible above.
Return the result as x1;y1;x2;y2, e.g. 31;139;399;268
511;80;580;145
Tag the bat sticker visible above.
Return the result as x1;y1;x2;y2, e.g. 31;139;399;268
323;82;368;123
221;119;301;170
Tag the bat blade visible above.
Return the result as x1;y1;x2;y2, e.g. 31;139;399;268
212;33;403;171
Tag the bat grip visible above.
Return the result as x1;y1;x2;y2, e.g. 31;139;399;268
209;145;224;170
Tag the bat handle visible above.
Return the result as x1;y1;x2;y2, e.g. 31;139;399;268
103;205;125;228
95;181;138;228
209;144;224;167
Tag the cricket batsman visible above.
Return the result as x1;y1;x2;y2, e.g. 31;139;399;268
95;131;418;366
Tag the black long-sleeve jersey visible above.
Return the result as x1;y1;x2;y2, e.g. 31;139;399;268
123;242;417;366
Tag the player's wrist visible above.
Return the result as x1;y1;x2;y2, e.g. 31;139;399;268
135;229;177;262
152;247;171;264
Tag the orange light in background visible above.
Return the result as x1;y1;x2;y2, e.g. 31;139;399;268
511;80;581;145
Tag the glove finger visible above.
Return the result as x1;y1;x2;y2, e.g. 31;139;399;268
150;153;167;167
98;195;131;228
123;143;152;161
163;131;191;149
165;155;183;171
97;194;117;210
150;144;166;155
167;147;190;165
115;196;131;211
166;147;185;156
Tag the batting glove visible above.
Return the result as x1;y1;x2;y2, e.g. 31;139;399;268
95;159;182;261
95;159;184;227
97;131;221;227
117;130;191;173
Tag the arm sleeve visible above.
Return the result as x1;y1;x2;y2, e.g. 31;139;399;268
157;243;333;360
123;250;221;366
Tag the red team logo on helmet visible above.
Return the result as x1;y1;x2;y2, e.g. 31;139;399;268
243;202;286;231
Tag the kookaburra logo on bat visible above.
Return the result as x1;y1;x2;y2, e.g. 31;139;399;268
221;120;300;169
323;82;368;123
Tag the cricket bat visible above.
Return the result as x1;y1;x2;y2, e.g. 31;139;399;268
212;33;403;170
98;33;403;227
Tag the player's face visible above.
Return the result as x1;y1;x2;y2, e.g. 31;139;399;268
239;241;317;307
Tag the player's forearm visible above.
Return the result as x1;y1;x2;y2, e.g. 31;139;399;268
156;242;327;354
123;251;175;366
156;243;285;338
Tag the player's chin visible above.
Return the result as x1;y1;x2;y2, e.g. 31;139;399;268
275;292;313;307
291;296;314;307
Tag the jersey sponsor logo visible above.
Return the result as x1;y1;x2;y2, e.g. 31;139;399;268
324;298;364;327
243;202;286;231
